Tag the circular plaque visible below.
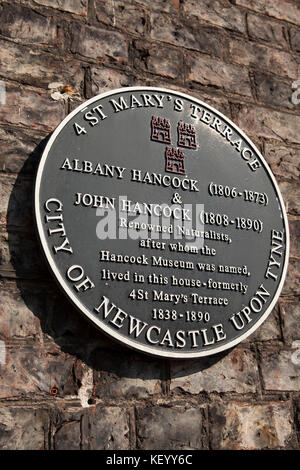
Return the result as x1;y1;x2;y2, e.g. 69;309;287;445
35;87;289;358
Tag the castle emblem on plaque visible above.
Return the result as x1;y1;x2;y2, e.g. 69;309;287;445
150;116;198;176
151;116;171;144
165;146;186;175
177;121;197;149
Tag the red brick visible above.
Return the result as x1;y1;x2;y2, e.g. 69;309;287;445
183;88;232;117
234;0;300;26
290;26;300;52
90;406;130;450
280;301;300;345
0;40;84;90
264;143;300;182
260;347;300;391
0;3;57;46
0;82;65;131
278;181;300;215
92;349;163;398
0;174;33;228
247;13;289;47
33;0;88;15
234;105;300;144
0;125;47;175
90;67;137;96
228;37;299;79
54;421;81;450
143;81;232;117
133;40;183;79
71;24;128;63
0;281;42;339
0;278;113;352
188;53;252;97
170;347;258;394
254;72;294;110
210;402;296;449
289;218;300;258
0;407;48;450
95;0;148;35
282;258;300;295
136;406;207;450
248;303;281;342
0;344;78;398
150;13;225;57
135;0;180;12
183;0;246;33
0;230;49;279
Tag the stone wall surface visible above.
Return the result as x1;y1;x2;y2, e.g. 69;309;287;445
0;0;299;450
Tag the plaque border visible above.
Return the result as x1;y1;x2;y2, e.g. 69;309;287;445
34;87;290;359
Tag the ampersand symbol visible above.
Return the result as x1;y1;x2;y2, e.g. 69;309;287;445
172;192;182;204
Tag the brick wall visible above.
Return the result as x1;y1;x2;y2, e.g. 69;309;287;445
0;0;299;450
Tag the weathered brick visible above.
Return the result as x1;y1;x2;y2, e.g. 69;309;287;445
136;406;207;450
0;174;33;228
95;0;148;35
150;13;225;57
0;82;65;131
282;257;300;295
54;420;81;450
187;53;252;97
71;24;128;63
91;67;138;96
33;0;88;15
39;290;114;352
228;37;300;79
278;181;300;215
0;280;42;339
260;347;300;391
234;105;300;144
0;406;48;450
245;303;281;342
264;143;300;182
0;277;111;353
210;402;296;449
290;27;300;52
254;72;295;110
0;40;84;90
92;349;163;398
4;142;40;181
280;301;300;345
183;0;246;33
135;0;180;12
90;406;130;450
184;88;232;117
289;218;300;258
170;347;258;394
295;400;300;439
0;125;47;175
145;81;232;116
0;3;57;45
0;344;79;398
247;13;289;47
234;0;300;26
133;40;183;79
0;230;48;279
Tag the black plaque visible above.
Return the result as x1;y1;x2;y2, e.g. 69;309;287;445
35;87;289;358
